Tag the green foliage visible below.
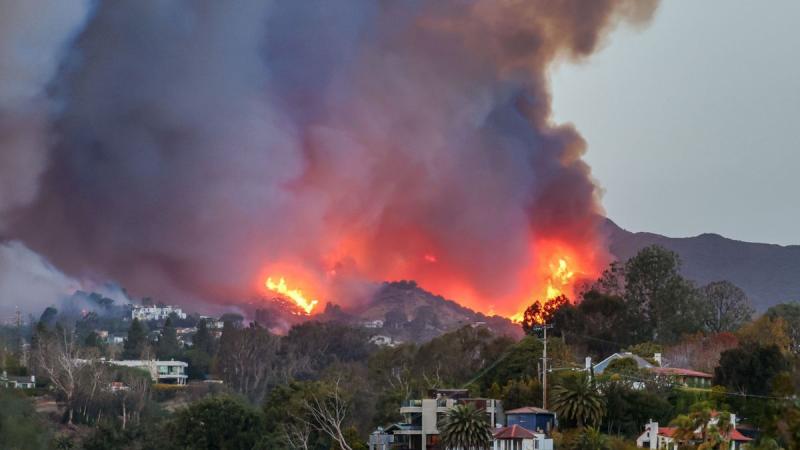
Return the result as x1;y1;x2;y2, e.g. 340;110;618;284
0;390;51;450
551;372;606;428
714;344;790;396
700;281;754;333
163;395;265;450
601;381;673;436
123;318;149;359
624;245;703;343
764;302;800;354
438;404;492;450
156;317;181;360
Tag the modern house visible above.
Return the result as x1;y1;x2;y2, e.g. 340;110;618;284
108;360;188;384
131;305;187;321
493;424;553;450
0;371;35;389
382;388;503;450
636;415;753;449
505;407;556;434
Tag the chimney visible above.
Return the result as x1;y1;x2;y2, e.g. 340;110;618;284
585;356;592;370
653;353;662;367
30;375;36;384
649;420;659;449
730;413;737;429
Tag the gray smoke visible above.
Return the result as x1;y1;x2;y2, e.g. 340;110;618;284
1;0;659;316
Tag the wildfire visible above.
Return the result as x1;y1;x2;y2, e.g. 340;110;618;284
265;277;319;315
545;258;574;299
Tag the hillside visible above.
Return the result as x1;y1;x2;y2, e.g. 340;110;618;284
604;219;800;311
324;280;523;343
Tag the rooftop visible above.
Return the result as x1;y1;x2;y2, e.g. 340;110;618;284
505;406;554;415
494;425;537;440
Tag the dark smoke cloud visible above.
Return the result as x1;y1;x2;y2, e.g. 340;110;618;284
3;0;659;315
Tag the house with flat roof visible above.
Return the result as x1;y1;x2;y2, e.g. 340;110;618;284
108;360;188;385
505;407;556;434
377;388;503;450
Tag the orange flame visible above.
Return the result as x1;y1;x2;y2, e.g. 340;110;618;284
545;258;574;299
265;277;319;315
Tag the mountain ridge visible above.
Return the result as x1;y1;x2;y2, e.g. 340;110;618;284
604;219;800;311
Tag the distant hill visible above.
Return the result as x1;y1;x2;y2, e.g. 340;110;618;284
604;219;800;311
347;280;523;342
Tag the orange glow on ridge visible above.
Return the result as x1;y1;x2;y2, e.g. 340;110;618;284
265;276;319;315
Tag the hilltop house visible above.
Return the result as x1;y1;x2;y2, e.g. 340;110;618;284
131;305;187;321
636;415;752;449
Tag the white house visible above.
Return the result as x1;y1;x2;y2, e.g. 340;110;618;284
636;415;752;450
131;305;187;321
1;371;35;389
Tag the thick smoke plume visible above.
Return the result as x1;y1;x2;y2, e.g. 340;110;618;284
1;0;659;317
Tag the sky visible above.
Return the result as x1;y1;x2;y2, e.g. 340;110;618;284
551;0;800;246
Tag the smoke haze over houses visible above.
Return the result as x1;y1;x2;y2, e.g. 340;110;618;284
0;0;659;316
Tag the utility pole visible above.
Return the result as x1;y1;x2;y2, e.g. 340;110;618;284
535;323;554;410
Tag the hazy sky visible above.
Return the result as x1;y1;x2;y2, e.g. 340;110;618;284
551;0;800;246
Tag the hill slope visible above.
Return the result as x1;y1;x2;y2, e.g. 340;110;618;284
605;219;800;311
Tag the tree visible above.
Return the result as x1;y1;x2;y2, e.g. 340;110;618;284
164;396;265;450
551;373;605;428
714;344;790;396
624;246;703;343
522;295;569;335
670;402;733;449
193;319;215;355
302;379;355;450
765;302;800;354
35;325;83;424
438;403;492;450
700;281;753;333
217;323;281;402
122;318;148;360
0;390;52;449
156;317;180;360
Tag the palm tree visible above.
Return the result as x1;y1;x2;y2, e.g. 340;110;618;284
439;403;492;450
550;373;605;428
579;426;608;450
671;402;733;450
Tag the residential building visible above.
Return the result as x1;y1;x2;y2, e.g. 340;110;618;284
389;388;503;450
591;352;712;388
649;367;712;388
505;407;556;434
370;335;400;347
636;415;752;450
108;360;188;385
363;319;385;329
0;371;35;389
493;424;553;450
592;352;656;374
131;305;187;321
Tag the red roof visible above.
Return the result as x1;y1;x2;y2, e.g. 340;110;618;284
729;429;753;442
656;426;752;442
493;425;537;440
659;427;678;437
650;367;713;378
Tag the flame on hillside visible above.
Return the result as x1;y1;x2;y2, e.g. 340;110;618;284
265;277;319;315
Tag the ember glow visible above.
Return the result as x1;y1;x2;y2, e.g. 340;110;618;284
265;277;319;315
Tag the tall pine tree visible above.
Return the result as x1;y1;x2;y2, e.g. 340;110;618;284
122;318;148;359
156;317;180;360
